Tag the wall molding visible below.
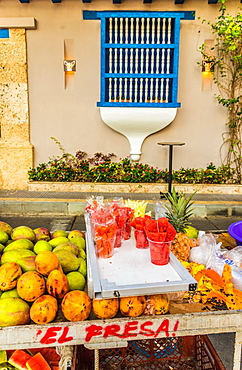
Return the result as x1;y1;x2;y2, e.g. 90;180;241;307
0;17;36;29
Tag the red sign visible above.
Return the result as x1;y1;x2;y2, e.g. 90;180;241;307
35;319;180;345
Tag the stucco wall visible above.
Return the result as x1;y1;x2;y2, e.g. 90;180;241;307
0;0;239;189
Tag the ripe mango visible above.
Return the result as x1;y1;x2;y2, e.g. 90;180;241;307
68;230;85;239
0;222;13;236
33;227;51;242
52;230;68;238
11;226;36;242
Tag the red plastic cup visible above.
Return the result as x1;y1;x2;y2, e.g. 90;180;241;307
95;237;115;258
123;222;132;240
115;227;123;248
148;239;172;265
122;208;134;240
134;229;149;249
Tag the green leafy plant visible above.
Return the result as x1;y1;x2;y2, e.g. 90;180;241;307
28;139;233;184
199;0;242;183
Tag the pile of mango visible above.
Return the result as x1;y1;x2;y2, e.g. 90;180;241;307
0;221;87;326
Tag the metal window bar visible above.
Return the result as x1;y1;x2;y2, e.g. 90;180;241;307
107;77;172;103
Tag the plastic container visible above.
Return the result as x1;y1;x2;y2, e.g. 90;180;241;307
228;220;242;245
79;335;226;370
134;229;149;249
148;238;172;265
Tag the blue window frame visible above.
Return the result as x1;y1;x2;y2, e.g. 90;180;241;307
0;29;9;39
83;11;195;108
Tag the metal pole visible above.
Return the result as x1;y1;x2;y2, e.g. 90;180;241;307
157;142;185;198
168;144;173;194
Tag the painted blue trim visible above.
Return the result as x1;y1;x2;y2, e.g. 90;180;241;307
83;11;195;21
97;102;181;108
105;44;176;49
0;29;9;38
100;17;106;105
19;0;30;3
172;17;180;105
52;0;61;2
83;11;192;108
105;73;176;78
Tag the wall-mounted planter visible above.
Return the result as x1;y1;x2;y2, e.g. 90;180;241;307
28;182;242;195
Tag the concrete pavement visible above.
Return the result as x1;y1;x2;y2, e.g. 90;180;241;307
0;189;242;219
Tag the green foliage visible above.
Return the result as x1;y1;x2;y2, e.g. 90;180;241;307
199;0;242;183
28;140;234;184
164;188;196;232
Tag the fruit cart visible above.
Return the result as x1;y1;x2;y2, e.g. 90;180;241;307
0;308;241;369
0;217;242;370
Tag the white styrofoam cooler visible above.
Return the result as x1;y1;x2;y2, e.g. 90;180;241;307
85;213;197;299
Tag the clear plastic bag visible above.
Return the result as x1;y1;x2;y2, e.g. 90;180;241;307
220;246;242;270
189;232;220;266
154;201;167;220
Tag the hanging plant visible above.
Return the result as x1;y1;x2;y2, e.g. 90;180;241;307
199;0;242;183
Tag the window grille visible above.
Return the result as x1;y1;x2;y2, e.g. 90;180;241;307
83;11;195;107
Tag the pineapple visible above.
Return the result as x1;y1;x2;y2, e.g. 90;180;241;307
164;187;196;261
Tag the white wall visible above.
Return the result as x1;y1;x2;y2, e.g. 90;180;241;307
0;0;238;171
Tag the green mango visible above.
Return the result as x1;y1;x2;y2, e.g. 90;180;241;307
53;249;80;273
1;249;35;265
1;288;20;299
52;243;79;256
66;271;85;291
0;298;30;327
49;236;69;247
68;236;86;251
4;239;34;252
16;256;36;272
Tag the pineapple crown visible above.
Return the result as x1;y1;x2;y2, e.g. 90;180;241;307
164;187;196;233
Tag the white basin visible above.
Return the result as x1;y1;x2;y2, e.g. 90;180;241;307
100;107;177;160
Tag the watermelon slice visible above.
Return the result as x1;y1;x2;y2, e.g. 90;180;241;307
27;348;60;364
8;350;32;370
26;353;51;370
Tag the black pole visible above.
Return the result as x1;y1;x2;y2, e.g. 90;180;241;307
168;144;173;194
157;142;185;198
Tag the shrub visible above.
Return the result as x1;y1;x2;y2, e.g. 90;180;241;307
28;154;234;184
28;138;235;184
